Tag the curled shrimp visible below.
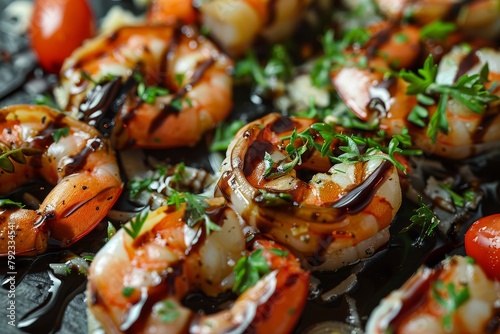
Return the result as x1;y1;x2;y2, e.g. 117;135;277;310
366;255;500;334
215;113;402;271
56;24;233;149
333;45;500;159
373;0;500;39
0;105;123;255
146;0;313;56
87;199;309;333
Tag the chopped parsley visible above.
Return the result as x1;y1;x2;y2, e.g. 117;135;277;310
400;55;499;142
209;119;245;152
128;165;168;198
105;221;116;242
311;28;370;87
420;20;456;41
154;300;180;323
0;199;24;208
123;210;149;239
234;44;294;91
432;280;470;331
167;190;221;235
438;183;476;208
269;248;289;257
134;72;169;104
402;196;440;245
233;249;271;295
33;94;61;110
0;147;43;173
122;287;135;297
52;127;70;143
262;123;420;179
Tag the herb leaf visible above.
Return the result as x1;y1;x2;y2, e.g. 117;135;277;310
209;120;245;152
235;44;293;91
420;20;456;41
0;147;43;173
0;199;24;208
128;165;167;198
311;28;370;87
52;127;70;143
154;300;180;323
432;280;470;331
400;54;499;142
233;249;271;294
263;123;420;179
402;195;440;245
134;72;169;104
123;210;149;239
167;190;221;235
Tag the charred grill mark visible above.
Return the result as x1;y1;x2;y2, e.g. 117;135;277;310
79;77;122;136
58;185;116;219
454;49;479;81
64;137;102;176
365;24;396;60
265;0;278;26
472;108;500;144
270;116;294;134
332;160;393;212
149;57;215;134
243;139;274;177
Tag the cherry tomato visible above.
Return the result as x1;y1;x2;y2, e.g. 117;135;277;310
30;0;96;73
464;214;500;280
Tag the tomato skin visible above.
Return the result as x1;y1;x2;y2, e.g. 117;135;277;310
30;0;96;73
465;214;500;281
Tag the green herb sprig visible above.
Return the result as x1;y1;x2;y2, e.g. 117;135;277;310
134;73;169;104
233;249;271;294
155;300;180;323
123;210;149;239
0;147;42;173
420;20;456;41
209;120;245;152
439;183;476;208
167;190;221;235
400;55;499;142
0;199;24;208
234;44;294;91
52;127;70;143
263;123;420;179
402;195;440;245
311;28;370;87
432;280;470;331
34;94;61;110
128;165;168;198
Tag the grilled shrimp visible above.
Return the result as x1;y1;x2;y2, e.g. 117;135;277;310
366;255;500;334
87;199;309;333
146;0;313;56
215;113;402;271
373;0;500;39
333;45;500;159
56;24;232;149
0;105;122;255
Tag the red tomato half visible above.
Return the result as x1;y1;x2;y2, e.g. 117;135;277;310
465;214;500;280
30;0;96;73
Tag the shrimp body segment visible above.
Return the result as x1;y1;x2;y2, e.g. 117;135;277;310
0;105;123;255
57;25;233;149
366;255;500;334
216;113;402;271
147;0;313;56
87;200;309;333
